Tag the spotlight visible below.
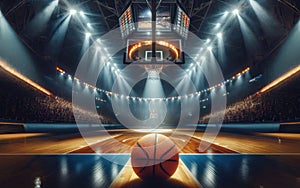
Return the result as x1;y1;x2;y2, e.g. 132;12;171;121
79;11;85;16
85;32;91;37
207;46;213;51
206;38;211;43
224;11;229;15
147;10;152;17
70;9;77;15
96;38;102;43
217;32;223;38
87;23;91;27
216;23;221;27
96;46;101;51
232;9;239;15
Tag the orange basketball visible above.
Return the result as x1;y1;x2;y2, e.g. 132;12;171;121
131;133;179;180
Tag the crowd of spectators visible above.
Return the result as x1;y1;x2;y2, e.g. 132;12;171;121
1;67;300;124
0;95;113;123
0;69;114;123
200;74;300;123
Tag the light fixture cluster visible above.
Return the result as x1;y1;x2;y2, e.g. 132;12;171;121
203;8;240;51
63;5;246;102
69;9;77;15
68;8;94;39
189;6;241;74
56;66;250;102
66;6;122;74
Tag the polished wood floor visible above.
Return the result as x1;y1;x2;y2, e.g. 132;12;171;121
1;128;300;187
0;129;300;154
70;131;237;153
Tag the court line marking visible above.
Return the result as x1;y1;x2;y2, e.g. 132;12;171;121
109;159;131;188
179;158;203;188
192;135;240;153
65;134;122;154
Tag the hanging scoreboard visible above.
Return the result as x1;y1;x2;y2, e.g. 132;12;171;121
137;6;171;31
119;6;135;39
174;6;190;39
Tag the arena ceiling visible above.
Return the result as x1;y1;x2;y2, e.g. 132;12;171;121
0;0;300;97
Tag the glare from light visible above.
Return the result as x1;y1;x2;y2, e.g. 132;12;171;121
147;10;152;17
207;46;213;51
79;11;85;16
70;9;77;15
87;23;91;27
0;60;52;96
216;23;221;27
259;65;300;93
85;32;91;37
206;38;211;43
96;46;101;51
134;129;172;133
224;11;229;15
111;163;118;181
217;32;223;38
233;9;239;15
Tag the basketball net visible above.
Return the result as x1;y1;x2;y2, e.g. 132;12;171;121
145;64;163;80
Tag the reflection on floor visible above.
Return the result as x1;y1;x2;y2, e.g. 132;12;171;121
0;154;129;188
181;154;300;188
0;154;299;188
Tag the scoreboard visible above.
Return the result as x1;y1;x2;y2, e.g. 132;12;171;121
119;3;188;64
174;6;190;39
119;6;135;39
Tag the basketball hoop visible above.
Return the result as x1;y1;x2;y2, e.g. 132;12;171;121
145;64;163;80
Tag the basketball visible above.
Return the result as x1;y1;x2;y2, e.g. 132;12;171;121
131;134;179;180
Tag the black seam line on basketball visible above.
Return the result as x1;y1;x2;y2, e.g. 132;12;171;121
159;144;177;177
136;141;150;160
153;133;158;177
166;159;178;162
136;141;149;174
138;166;147;174
160;162;171;177
160;144;176;161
